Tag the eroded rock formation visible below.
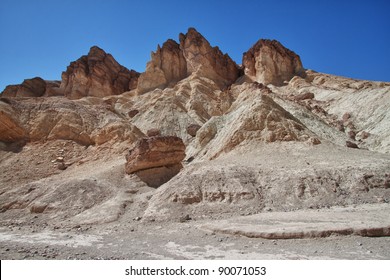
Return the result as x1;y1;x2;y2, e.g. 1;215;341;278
137;28;240;94
0;101;26;142
243;39;304;86
137;40;187;94
3;77;45;97
125;136;186;187
60;46;140;99
179;28;240;86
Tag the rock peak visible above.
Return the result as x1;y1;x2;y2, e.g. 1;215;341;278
243;39;304;85
137;28;240;94
60;47;139;99
87;45;107;57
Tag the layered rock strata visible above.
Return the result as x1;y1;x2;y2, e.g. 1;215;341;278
60;46;139;99
125;136;186;187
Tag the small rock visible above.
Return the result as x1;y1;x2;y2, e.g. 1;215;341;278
346;141;359;149
56;157;64;162
186;124;202;137
57;162;67;170
360;131;370;139
146;129;161;137
128;109;139;118
348;130;356;140
342;112;351;123
294;92;315;101
179;214;191;223
134;217;142;221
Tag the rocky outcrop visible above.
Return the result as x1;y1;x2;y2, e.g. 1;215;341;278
60;46;139;99
243;39;304;86
1;78;62;98
137;40;187;94
179;28;240;86
125;136;185;173
2;77;46;98
2;97;143;146
137;28;240;94
0;101;26;142
187;83;317;160
125;136;186;187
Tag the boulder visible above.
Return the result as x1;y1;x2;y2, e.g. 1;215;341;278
125;136;186;174
60;46;140;99
243;39;304;86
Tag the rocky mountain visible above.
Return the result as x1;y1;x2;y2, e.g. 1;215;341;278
1;27;389;226
137;28;240;94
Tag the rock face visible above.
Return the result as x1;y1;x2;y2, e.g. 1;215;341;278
1;78;62;98
2;77;47;98
137;40;187;94
187;83;314;160
243;39;304;86
1;97;144;146
125;136;185;173
137;28;240;94
0;101;26;142
60;46;140;99
179;28;240;86
125;136;186;187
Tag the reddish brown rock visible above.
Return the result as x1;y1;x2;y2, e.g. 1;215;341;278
0;101;26;142
186;124;202;137
147;128;161;137
137;40;187;94
342;112;351;123
1;78;63;98
137;28;240;94
60;46;140;99
128;109;139;118
346;141;359;149
125;136;186;174
360;131;370;139
179;28;240;86
348;130;356;140
1;77;47;98
243;39;304;86
294;92;315;101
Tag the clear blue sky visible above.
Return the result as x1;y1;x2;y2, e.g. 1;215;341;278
1;0;389;91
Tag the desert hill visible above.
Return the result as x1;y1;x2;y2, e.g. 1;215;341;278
1;27;389;226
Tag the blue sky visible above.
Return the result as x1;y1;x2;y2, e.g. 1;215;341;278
0;0;389;91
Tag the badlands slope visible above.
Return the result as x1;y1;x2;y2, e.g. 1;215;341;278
0;28;389;232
